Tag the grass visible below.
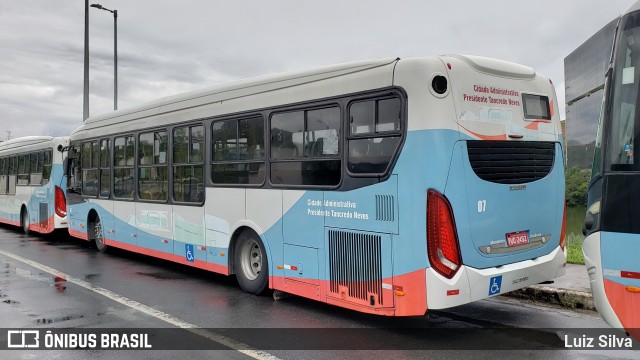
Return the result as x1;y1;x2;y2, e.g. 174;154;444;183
566;232;585;265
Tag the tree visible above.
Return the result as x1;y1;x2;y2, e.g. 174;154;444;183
565;166;591;207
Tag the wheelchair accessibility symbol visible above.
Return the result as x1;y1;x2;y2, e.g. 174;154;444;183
488;275;502;296
185;244;195;263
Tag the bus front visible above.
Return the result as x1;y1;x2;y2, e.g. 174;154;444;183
393;55;566;311
584;5;640;340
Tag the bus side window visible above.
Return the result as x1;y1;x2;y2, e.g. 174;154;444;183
212;117;265;186
17;154;29;185
82;141;99;197
174;124;205;203
66;145;81;194
7;156;16;194
42;149;52;185
347;96;402;175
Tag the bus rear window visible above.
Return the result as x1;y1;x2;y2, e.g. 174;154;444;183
522;94;551;120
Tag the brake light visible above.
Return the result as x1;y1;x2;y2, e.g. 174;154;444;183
559;201;566;251
427;190;461;279
55;186;67;217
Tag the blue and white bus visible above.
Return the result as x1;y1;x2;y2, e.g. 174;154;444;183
583;1;640;340
0;136;69;234
65;55;566;315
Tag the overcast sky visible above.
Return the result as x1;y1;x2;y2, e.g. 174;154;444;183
0;0;635;140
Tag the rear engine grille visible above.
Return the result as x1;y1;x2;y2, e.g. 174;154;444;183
467;141;555;184
328;230;383;305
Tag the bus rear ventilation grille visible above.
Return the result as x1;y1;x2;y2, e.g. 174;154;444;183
328;230;383;305
467;140;555;184
375;195;395;222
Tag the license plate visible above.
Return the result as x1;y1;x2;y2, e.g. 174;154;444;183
506;231;529;247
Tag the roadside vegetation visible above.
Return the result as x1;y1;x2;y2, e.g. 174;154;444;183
565;166;591;265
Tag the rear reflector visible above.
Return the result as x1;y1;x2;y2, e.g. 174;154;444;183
621;271;640;279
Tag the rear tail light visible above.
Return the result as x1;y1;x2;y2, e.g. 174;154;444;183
559;201;566;251
55;186;67;217
427;190;462;279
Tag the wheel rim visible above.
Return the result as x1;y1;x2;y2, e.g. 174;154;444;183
95;220;103;247
239;239;262;281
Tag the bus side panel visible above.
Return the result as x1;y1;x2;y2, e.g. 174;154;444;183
173;204;203;264
113;201;137;245
136;202;175;257
204;188;246;273
0;188;24;227
28;185;52;234
601;231;640;337
246;188;283;287
392;129;461;274
68;201;91;240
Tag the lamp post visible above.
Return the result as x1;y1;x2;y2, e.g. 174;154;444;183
91;3;118;111
83;0;89;121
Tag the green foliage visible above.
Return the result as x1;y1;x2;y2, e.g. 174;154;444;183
566;233;585;265
565;166;591;207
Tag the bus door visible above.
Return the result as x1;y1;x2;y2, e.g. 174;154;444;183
172;203;203;264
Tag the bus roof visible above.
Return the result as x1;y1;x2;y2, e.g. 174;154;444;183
0;136;56;152
74;57;400;135
627;1;640;14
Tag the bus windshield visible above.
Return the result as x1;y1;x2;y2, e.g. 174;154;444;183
606;11;640;171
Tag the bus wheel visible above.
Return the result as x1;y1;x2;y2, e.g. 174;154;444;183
93;216;108;253
234;230;268;294
21;208;30;235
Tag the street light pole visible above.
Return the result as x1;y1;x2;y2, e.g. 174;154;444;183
91;3;118;111
113;9;117;110
83;0;90;121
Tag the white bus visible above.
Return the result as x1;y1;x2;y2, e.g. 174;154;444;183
0;136;69;234
65;56;566;315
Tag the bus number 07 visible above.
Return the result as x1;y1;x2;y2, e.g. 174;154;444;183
477;200;487;213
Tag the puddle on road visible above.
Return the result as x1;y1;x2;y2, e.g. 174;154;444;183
135;271;185;280
35;313;84;325
5;263;68;293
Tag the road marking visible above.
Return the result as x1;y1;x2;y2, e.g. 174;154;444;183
0;248;280;360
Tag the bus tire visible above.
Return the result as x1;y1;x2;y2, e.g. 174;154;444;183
21;207;30;235
92;216;108;253
234;230;268;295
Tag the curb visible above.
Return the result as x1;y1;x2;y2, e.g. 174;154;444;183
502;285;595;311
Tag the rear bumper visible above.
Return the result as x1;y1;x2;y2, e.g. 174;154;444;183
54;213;68;229
426;246;566;309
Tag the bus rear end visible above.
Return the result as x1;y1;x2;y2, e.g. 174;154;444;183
394;55;566;310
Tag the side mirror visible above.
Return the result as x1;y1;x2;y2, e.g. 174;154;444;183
582;212;594;236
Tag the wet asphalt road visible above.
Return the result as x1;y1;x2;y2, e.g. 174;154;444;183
0;223;637;360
